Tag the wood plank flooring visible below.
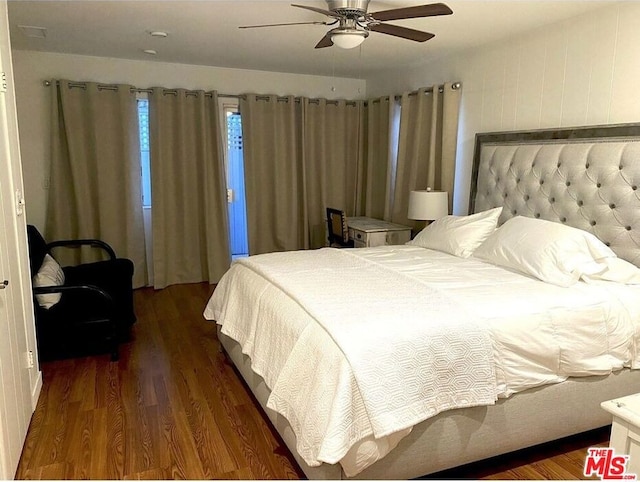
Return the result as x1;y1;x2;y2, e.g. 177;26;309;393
16;282;609;480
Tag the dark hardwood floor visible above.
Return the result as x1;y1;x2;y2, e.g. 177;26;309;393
16;283;608;479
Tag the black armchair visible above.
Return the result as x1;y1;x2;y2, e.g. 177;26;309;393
27;225;136;361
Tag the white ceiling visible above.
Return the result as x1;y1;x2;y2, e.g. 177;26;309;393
8;0;612;79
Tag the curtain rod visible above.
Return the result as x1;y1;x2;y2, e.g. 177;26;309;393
245;95;360;107
365;82;461;104
397;82;461;99
43;80;462;104
42;80;235;98
42;80;359;106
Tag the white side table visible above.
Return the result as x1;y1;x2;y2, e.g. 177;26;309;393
347;217;411;248
601;393;640;475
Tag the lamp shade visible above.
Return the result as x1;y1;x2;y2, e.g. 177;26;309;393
330;29;368;49
407;190;448;220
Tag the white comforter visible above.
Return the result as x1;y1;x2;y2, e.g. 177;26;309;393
204;246;640;476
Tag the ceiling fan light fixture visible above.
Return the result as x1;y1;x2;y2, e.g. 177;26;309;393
330;28;368;49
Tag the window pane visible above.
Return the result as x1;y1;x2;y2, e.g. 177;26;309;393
225;110;248;258
137;99;151;207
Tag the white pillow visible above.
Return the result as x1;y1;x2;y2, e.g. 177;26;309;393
474;216;616;287
582;257;640;284
407;207;503;258
32;254;65;309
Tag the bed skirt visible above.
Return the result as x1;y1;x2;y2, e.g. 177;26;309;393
218;326;640;479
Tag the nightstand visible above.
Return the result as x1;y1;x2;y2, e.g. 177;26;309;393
347;217;411;248
601;393;640;475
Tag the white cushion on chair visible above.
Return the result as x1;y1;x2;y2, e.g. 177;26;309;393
33;254;65;309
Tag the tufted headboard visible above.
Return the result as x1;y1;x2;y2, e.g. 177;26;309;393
470;124;640;267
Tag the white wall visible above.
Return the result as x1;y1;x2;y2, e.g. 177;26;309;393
11;50;367;230
367;2;640;214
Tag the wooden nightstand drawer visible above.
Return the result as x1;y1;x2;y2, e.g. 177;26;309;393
353;239;367;248
346;217;412;248
351;230;366;243
385;230;411;245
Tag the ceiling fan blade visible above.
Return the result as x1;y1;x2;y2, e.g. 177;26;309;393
370;3;453;21
314;33;334;49
239;21;328;29
292;3;342;19
369;23;435;42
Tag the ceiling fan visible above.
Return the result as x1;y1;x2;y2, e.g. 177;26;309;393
239;0;453;49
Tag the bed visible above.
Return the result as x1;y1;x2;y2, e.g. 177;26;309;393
204;123;640;479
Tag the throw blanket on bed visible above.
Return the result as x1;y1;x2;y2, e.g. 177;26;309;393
236;248;499;438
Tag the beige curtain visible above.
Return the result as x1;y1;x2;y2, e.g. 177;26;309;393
48;80;147;288
240;95;308;255
303;99;365;249
391;83;462;229
361;96;398;221
149;88;230;289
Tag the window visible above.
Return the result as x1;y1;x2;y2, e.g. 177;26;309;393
136;97;248;257
137;98;151;208
223;105;249;258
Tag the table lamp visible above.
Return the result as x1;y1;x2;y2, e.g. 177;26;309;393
407;189;449;221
